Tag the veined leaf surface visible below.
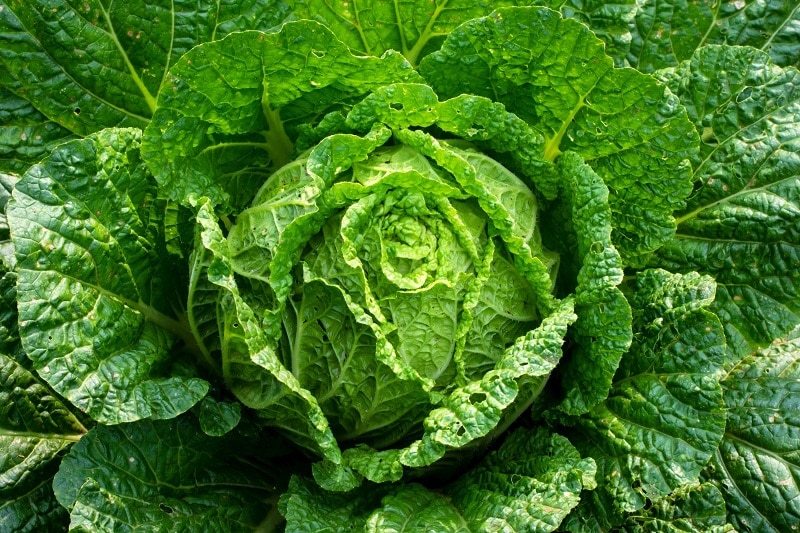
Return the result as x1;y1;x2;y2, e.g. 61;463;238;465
420;6;699;266
0;352;85;531
707;336;800;532
7;128;208;424
652;45;800;361
0;0;291;135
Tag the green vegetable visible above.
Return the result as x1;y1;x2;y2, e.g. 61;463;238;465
1;1;798;531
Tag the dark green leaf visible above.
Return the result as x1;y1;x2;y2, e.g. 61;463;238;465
652;45;800;361
621;482;735;533
53;416;280;532
0;352;85;531
531;0;639;67
0;0;292;136
569;270;727;525
7;128;208;424
142;21;422;212
556;152;632;415
706;336;800;532
627;0;800;73
0;86;75;175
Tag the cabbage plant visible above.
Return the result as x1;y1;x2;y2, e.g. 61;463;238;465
0;1;798;532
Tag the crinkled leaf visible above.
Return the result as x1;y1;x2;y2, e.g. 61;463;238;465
284;427;594;532
279;476;388;532
287;0;542;66
365;484;470;533
0;352;85;531
530;0;639;67
52;416;279;532
0;0;291;136
314;298;576;489
569;270;727;526
556;151;632;415
621;482;735;533
706;336;800;532
346;83;559;198
196;198;342;464
446;427;596;532
0;85;75;175
420;6;699;267
651;45;800;361
7;128;208;424
627;0;800;73
142;21;422;212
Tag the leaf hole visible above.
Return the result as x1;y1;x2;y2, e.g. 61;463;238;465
469;392;487;404
159;503;174;514
390;102;404;111
74;108;81;115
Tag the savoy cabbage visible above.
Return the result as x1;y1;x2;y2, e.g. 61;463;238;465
0;1;798;531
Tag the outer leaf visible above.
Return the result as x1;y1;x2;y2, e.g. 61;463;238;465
52;416;280;532
706;336;800;532
288;0;538;66
569;270;727;526
142;21;422;212
195;396;241;437
447;427;596;532
652;45;800;361
0;352;85;531
420;6;699;266
621;482;735;533
7;128;208;424
365;484;469;533
0;0;291;135
0;85;75;175
627;0;800;73
279;476;388;532
531;0;639;67
284;427;594;533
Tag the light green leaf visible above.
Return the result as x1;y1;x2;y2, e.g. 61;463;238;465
651;45;800;361
314;298;576;489
365;484;470;533
52;416;280;532
627;0;800;73
196;198;342;464
284;277;431;453
287;0;540;66
142;22;422;212
420;6;699;266
447;427;596;532
556;151;632;415
0;352;85;532
284;427;594;533
706;336;800;532
7;128;209;424
570;270;727;525
0;0;291;136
